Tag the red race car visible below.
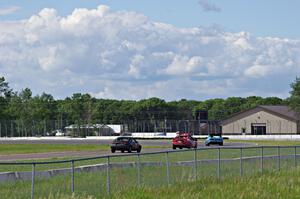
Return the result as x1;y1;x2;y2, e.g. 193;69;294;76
172;132;197;149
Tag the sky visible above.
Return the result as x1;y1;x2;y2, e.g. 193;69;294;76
0;0;299;101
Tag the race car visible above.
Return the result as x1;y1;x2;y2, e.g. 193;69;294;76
110;137;142;153
172;132;197;149
205;134;223;146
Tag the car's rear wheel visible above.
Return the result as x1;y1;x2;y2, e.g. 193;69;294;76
128;146;132;153
219;143;223;146
172;145;176;150
111;148;116;153
179;147;182;149
137;147;141;153
121;150;124;153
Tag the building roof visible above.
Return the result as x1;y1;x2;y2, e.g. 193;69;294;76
221;105;299;125
259;106;298;120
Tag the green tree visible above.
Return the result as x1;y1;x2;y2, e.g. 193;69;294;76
240;96;263;110
208;99;225;120
262;97;284;105
289;77;300;115
58;93;96;123
0;77;12;119
6;88;33;120
0;77;12;97
5;88;34;136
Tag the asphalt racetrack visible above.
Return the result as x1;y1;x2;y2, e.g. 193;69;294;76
0;139;256;161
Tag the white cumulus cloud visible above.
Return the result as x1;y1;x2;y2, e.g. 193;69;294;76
0;5;299;100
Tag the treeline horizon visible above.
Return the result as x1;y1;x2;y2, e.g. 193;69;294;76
0;76;290;125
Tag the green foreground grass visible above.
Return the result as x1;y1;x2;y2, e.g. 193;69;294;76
0;140;299;199
110;168;300;199
0;141;299;198
2;164;300;199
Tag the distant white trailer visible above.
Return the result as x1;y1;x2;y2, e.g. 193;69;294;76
106;125;122;135
65;124;123;136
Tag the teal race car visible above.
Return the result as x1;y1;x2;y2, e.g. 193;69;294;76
205;135;223;146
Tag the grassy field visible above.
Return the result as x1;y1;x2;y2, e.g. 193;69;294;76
227;139;300;146
109;168;300;199
0;139;299;198
0;143;171;155
0;140;299;173
0;144;105;155
0;160;299;199
0;145;296;169
0;140;299;155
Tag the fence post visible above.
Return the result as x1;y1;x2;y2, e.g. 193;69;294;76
44;120;46;136
277;146;280;171
71;160;75;193
5;120;7;137
240;147;243;177
295;146;297;167
166;152;170;185
194;148;197;181
106;156;110;194
31;163;36;199
17;121;19;137
218;148;220;179
260;146;263;174
11;120;13;137
137;154;141;187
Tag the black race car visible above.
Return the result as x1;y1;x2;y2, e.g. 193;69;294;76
110;137;142;153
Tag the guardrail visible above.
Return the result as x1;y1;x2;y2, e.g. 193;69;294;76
0;146;299;199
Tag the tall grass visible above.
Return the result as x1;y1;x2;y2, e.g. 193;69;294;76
0;146;299;198
1;153;299;198
10;167;300;199
110;168;300;199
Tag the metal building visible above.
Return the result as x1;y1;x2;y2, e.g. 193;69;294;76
221;106;299;135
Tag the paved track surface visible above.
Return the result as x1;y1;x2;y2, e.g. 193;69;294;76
0;139;255;161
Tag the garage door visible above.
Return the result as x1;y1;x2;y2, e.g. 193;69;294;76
251;123;266;135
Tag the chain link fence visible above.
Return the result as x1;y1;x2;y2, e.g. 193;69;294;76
1;119;295;137
0;146;299;198
0;119;222;137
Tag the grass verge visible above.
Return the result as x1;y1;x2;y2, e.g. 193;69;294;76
110;168;300;199
0;144;170;155
228;140;300;146
1;164;300;199
0;144;105;155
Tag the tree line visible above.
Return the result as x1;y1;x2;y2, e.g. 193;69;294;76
1;76;293;126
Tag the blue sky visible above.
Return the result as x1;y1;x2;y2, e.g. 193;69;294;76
1;0;299;38
0;1;299;100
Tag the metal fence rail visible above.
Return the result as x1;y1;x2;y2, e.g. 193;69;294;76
0;145;299;199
